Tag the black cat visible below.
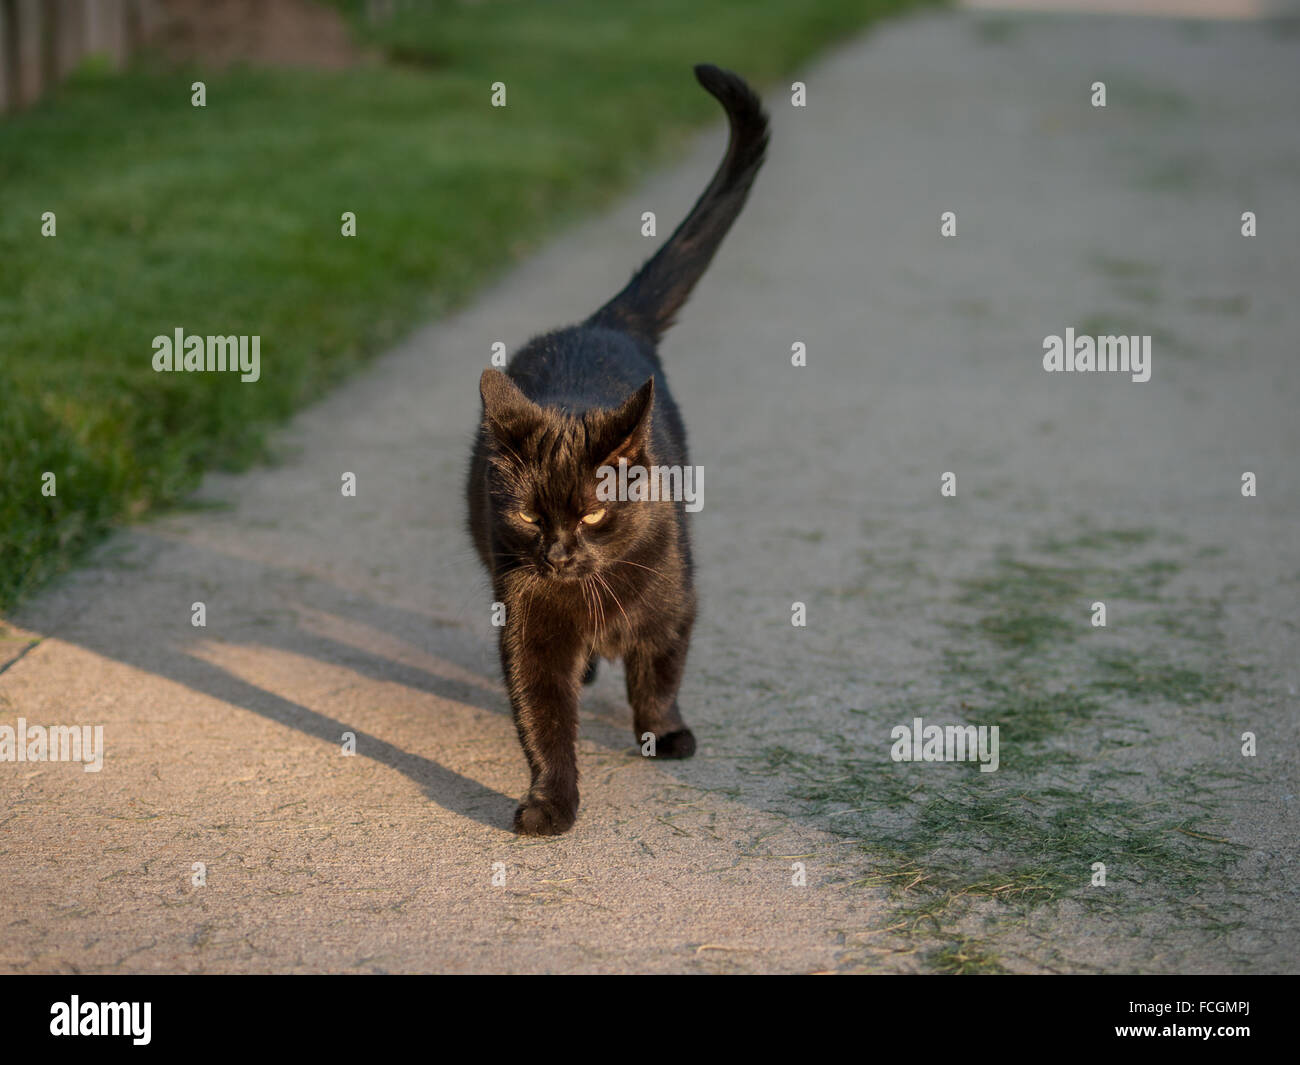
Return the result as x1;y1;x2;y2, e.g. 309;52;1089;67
467;64;769;835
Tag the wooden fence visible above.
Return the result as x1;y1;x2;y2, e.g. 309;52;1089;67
0;0;162;113
0;0;420;113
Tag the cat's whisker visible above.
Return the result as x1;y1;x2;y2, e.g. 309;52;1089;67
584;575;605;641
593;570;632;630
612;558;667;579
580;577;595;635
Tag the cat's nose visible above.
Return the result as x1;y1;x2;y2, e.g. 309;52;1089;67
545;542;574;571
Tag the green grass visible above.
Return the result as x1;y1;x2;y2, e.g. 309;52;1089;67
1090;651;1235;704
1087;254;1160;281
780;527;1253;971
1075;313;1180;356
927;937;1007;975
0;0;926;611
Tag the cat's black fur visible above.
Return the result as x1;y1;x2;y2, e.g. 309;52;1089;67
467;64;768;835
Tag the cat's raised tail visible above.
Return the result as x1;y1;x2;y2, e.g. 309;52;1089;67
586;64;769;343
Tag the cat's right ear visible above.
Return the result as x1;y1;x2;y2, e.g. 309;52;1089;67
480;369;539;443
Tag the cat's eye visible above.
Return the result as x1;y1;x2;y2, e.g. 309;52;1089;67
580;509;606;526
518;510;538;524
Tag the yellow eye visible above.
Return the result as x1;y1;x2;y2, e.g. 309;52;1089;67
519;510;538;524
581;509;606;525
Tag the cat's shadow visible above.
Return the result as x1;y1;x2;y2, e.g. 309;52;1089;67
11;528;546;833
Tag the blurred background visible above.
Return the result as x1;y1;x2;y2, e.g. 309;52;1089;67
3;0;1298;609
0;0;927;609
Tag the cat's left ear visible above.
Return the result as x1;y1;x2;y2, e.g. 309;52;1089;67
595;377;655;465
480;368;541;443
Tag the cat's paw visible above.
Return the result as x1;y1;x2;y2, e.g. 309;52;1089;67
650;727;696;759
513;793;578;836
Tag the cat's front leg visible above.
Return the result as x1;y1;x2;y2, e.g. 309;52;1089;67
499;618;585;835
624;617;696;760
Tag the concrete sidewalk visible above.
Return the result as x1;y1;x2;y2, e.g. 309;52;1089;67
3;8;1297;972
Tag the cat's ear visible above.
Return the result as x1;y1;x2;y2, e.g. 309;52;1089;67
595;377;655;465
480;368;540;443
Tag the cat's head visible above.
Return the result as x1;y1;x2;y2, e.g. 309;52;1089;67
479;368;659;581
